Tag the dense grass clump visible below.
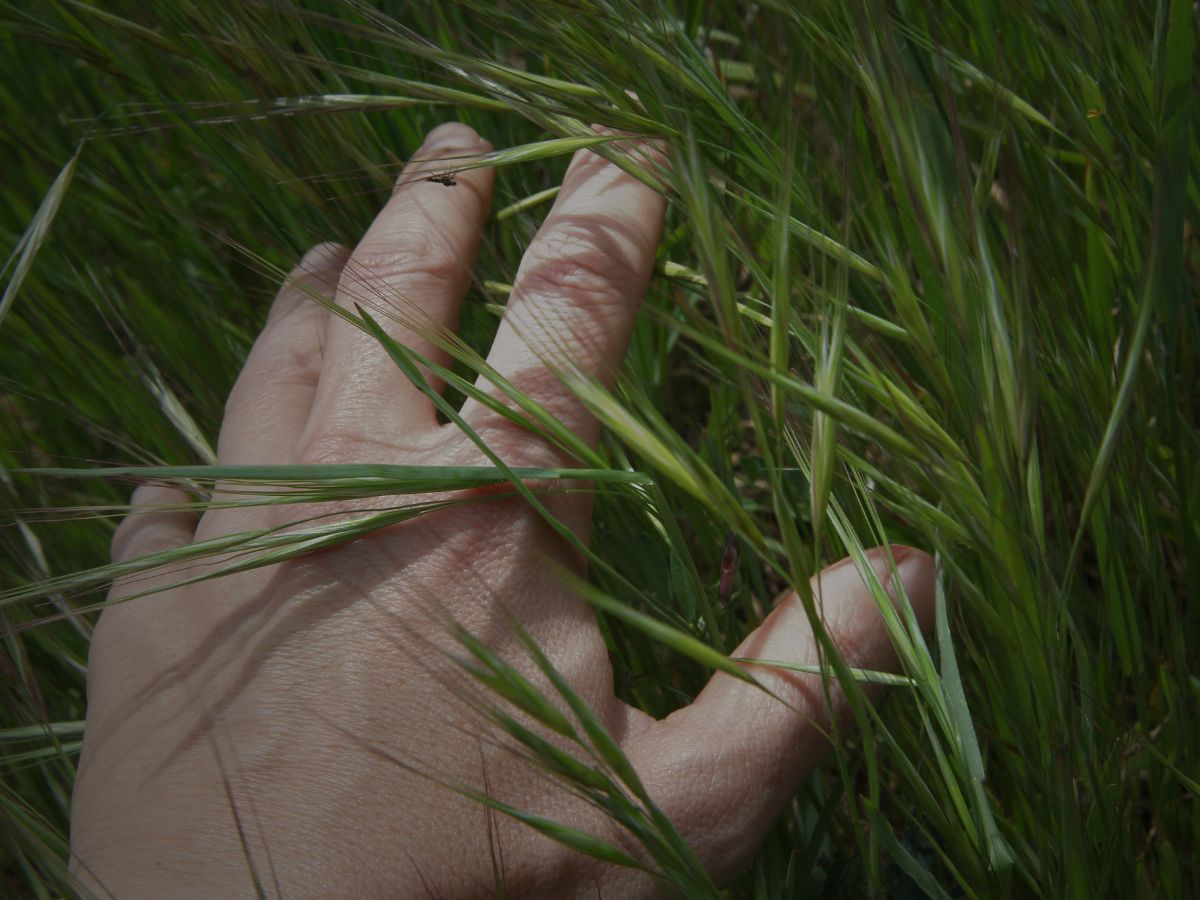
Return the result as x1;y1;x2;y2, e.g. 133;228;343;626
2;1;1196;896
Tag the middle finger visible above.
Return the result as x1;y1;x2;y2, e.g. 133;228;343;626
460;136;666;455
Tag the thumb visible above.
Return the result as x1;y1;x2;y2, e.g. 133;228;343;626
622;544;936;884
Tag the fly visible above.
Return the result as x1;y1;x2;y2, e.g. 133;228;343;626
425;172;458;187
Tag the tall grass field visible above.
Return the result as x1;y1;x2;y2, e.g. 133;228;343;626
2;1;1197;896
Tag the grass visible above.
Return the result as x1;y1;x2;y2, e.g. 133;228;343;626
1;0;1197;896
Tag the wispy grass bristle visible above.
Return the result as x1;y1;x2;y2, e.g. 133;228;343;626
2;0;1195;896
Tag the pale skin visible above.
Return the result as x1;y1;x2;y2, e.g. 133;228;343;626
69;122;936;897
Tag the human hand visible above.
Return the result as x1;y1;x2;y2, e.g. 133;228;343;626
69;122;936;897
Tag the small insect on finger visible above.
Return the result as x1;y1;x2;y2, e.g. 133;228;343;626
425;173;458;187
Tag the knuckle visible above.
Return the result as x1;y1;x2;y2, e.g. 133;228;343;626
250;321;325;382
493;368;575;420
351;227;464;289
521;224;637;303
292;424;391;466
293;428;359;465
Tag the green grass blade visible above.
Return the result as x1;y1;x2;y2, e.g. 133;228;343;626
1;145;80;327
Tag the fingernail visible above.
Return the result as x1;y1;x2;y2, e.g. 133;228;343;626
422;121;482;152
894;548;936;629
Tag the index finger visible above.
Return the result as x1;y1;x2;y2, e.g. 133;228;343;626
301;123;495;452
